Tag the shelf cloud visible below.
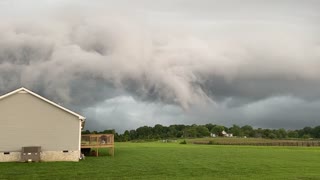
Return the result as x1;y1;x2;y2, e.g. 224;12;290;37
1;0;320;131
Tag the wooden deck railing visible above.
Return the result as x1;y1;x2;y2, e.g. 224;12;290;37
81;134;114;156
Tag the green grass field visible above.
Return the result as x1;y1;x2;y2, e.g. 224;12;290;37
1;142;320;179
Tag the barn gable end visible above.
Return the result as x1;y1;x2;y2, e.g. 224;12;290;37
0;87;85;162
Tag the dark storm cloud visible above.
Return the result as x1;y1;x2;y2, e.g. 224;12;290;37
1;0;320;131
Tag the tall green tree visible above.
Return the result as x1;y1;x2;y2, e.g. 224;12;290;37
196;126;210;137
241;125;253;137
211;125;225;136
311;126;320;138
230;125;242;136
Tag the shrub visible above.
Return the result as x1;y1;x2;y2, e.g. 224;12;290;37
302;134;311;139
180;140;187;144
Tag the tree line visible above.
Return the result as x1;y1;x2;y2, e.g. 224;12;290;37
82;124;320;142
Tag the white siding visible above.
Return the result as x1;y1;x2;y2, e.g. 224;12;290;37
0;92;80;152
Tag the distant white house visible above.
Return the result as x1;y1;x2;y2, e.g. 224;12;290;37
0;87;85;162
221;130;233;137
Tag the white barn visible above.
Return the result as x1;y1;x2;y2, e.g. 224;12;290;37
0;87;85;162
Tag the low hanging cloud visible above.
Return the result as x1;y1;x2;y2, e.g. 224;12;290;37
1;0;320;131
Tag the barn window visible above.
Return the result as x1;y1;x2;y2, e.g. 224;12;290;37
4;152;10;155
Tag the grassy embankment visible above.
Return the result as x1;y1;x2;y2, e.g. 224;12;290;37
0;142;320;179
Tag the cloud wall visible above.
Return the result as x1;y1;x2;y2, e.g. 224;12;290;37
1;0;320;131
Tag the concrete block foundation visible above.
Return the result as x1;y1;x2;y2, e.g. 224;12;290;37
0;150;80;162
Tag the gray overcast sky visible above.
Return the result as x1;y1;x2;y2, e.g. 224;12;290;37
1;0;320;132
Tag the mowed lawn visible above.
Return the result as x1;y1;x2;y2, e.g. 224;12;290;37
1;142;320;180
